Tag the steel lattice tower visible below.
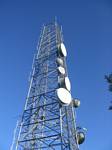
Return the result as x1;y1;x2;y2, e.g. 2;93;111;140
11;21;82;150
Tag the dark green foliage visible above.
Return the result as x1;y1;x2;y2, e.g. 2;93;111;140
105;74;112;92
105;73;112;111
105;74;112;84
108;105;112;110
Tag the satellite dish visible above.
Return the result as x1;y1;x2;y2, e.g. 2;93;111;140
65;77;71;91
56;57;64;66
77;132;85;145
58;66;65;75
58;77;71;91
57;88;72;105
72;99;80;108
58;43;67;57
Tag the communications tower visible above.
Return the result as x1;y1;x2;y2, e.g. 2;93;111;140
11;21;85;150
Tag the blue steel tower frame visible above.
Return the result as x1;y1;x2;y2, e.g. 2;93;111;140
11;21;80;150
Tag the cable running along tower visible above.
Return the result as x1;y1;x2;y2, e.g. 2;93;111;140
12;21;85;150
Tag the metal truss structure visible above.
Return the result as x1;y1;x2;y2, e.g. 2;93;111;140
11;21;79;150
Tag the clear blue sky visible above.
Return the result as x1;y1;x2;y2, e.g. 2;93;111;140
0;0;112;150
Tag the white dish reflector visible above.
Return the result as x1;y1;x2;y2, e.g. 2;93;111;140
56;58;64;66
58;66;65;75
65;77;71;91
58;77;71;91
58;43;67;57
57;88;72;105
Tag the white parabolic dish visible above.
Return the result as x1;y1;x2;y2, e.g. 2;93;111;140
58;77;71;91
56;58;64;66
65;77;71;91
59;43;67;57
57;88;72;105
58;66;65;75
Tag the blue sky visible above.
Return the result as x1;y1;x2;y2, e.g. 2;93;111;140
0;0;112;150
